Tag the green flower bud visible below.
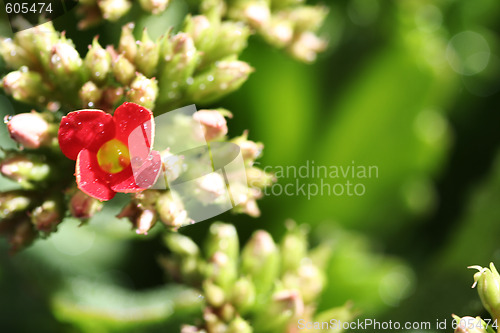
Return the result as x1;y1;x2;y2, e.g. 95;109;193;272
158;33;200;104
286;5;329;32
231;277;256;314
135;29;160;77
203;280;226;307
314;302;357;326
2;70;49;105
164;232;200;258
0;191;31;219
470;263;500;321
113;54;136;85
227;316;253;333
16;23;58;69
200;0;225;19
186;60;253;105
157;191;192;230
127;74;158;110
246;167;275;189
184;15;214;54
6;111;51;149
205;222;238;262
31;198;61;233
287;31;327;63
206;251;238;292
79;81;103;108
282;261;324;304
452;315;488;333
0;38;34;69
280;222;308;273
139;0;169;14
69;189;103;219
209;22;250;62
102;86;125;111
0;155;51;189
84;37;112;84
119;23;137;62
241;230;280;295
98;0;132;21
49;40;84;89
254;290;304;332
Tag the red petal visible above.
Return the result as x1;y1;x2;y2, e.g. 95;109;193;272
113;102;154;148
76;149;115;201
59;110;115;160
109;150;162;193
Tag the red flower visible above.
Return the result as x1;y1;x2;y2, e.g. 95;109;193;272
58;102;162;201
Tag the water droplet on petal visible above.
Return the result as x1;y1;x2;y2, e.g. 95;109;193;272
3;115;13;123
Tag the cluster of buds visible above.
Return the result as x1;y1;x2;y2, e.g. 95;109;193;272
160;221;355;333
74;0;328;63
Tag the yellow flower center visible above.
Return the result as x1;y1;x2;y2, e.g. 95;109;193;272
97;139;131;174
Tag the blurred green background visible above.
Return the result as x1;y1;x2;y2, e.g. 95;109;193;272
2;0;500;331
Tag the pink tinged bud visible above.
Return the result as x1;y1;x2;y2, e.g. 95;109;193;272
135;209;156;235
7;112;50;149
452;315;487;333
139;0;169;14
244;3;271;28
98;0;132;21
0;155;51;188
157;192;192;229
288;32;327;63
2;70;48;105
195;173;227;204
51;42;83;74
31;199;61;233
262;18;294;47
273;289;305;317
127;74;158;110
69;190;103;219
193;110;230;141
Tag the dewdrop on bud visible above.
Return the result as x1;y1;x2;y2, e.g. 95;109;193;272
7;112;50;149
0;155;51;188
31;199;61;233
85;37;112;84
135;29;160;77
186;60;254;104
113;54;136;85
193;109;230;141
69;189;103;219
139;0;169;14
288;31;327;63
469;263;500;322
50;41;83;82
119;23;137;61
0;38;33;69
127;74;158;110
157;192;191;229
79;81;103;108
2;70;48;105
98;0;132;21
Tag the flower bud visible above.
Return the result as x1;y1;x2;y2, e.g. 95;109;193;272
204;308;227;333
200;0;225;18
157;191;192;230
0;155;51;188
119;23;137;62
452;315;487;333
127;74;158;110
246;167;275;189
113;54;136;85
186;60;254;104
231;131;263;164
160;149;186;183
0;192;31;219
203;280;226;307
205;222;238;261
135;29;160;77
7;112;50;149
470;263;500;321
287;31;327;63
158;33;200;104
208;22;250;62
69;189;103;219
184;15;214;54
49;40;84;89
195;173;227;205
9;218;36;253
85;37;112;84
241;230;280;294
0;38;34;69
229;1;271;29
254;290;304;332
164;232;200;257
206;251;238;291
102;86;124;111
139;0;169;14
98;0;132;21
280;222;308;273
231;277;256;314
193;109;230;141
2;70;49;105
286;5;329;32
79;81;103;108
260;17;294;48
227;316;252;333
23;23;58;69
135;209;157;235
31;198;61;233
